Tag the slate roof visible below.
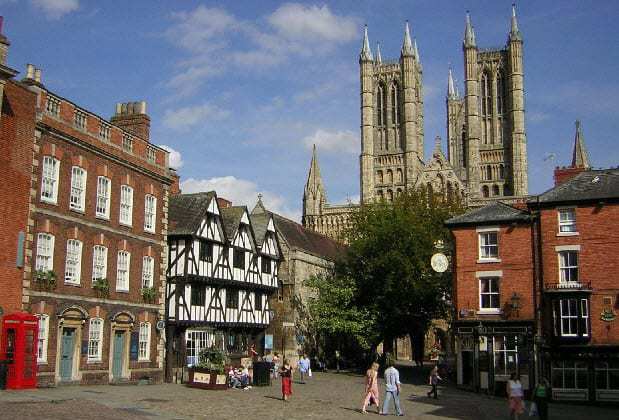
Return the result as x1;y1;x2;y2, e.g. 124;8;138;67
220;206;246;240
249;212;270;245
445;201;530;227
168;192;215;236
533;169;619;205
272;213;345;261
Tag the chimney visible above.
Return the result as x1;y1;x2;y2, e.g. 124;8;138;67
25;64;34;79
554;166;587;187
34;67;41;83
110;101;150;141
217;197;232;209
169;168;181;195
0;16;10;66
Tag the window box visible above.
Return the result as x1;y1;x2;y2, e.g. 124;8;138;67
141;287;157;304
33;270;57;291
93;278;110;298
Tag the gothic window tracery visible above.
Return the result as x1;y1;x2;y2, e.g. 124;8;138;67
391;82;400;127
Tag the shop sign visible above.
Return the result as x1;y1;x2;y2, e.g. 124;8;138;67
601;308;616;322
193;372;210;384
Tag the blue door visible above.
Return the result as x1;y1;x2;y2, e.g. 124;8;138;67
112;331;125;379
60;328;75;381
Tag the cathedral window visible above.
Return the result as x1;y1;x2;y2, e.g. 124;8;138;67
482;185;490;198
377;170;383;184
391;83;399;126
396;168;403;183
386;169;393;184
496;73;505;116
387;190;394;202
499;164;505;180
492;185;500;196
377;85;385;127
486;165;492;181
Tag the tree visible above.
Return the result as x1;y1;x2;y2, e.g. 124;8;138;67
340;187;465;362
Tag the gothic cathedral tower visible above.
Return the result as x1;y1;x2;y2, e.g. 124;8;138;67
359;23;424;203
447;6;528;200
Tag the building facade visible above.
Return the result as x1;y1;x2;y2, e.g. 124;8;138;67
165;192;280;382
303;7;527;241
0;25;173;386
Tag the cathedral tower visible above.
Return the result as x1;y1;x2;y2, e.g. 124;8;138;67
448;6;528;200
359;23;424;203
302;144;326;230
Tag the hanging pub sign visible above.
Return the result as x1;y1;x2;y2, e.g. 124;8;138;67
601;308;616;322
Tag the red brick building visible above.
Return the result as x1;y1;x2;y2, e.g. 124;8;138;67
0;25;173;386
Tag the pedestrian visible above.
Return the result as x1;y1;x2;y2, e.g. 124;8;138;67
298;354;310;384
507;372;524;420
279;359;293;401
335;350;341;373
361;362;380;414
272;352;280;379
532;378;550;420
427;365;442;399
381;358;404;416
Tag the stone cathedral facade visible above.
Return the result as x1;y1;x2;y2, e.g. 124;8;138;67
303;8;529;241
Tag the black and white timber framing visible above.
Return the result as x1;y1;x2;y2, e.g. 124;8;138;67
165;192;280;381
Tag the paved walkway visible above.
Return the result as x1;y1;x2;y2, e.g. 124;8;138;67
0;372;617;419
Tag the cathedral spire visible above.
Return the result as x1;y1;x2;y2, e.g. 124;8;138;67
509;4;522;41
360;25;373;61
571;120;591;169
376;42;382;64
401;21;414;56
448;67;456;98
464;12;476;48
413;38;420;63
305;144;326;197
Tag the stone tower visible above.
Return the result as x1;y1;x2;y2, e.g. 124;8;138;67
448;6;528;200
359;23;424;203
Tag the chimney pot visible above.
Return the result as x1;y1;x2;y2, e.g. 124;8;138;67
115;103;122;115
34;68;41;83
121;103;128;115
139;101;146;114
26;64;34;79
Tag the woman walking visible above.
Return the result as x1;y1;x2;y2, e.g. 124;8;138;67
427;365;442;399
361;362;380;414
533;378;550;420
279;359;293;401
507;373;524;420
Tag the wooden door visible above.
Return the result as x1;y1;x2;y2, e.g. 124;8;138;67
60;328;75;380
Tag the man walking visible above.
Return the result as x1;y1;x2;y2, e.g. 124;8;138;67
298;354;310;384
381;358;404;416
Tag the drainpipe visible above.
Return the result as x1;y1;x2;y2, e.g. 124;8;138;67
530;196;544;386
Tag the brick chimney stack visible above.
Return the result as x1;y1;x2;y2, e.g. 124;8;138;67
110;101;150;141
169;168;181;195
0;16;10;65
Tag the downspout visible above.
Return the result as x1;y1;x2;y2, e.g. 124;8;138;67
531;196;544;386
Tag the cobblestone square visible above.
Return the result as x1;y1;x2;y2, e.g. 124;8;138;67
1;372;617;420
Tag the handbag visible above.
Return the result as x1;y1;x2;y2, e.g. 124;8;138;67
528;401;538;417
308;368;312;377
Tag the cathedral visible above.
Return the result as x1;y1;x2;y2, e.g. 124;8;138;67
303;7;529;240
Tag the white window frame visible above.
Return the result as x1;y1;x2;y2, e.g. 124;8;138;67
559;298;579;337
64;239;82;285
142;256;154;288
558;250;579;285
552;360;589;390
40;156;60;204
96;176;111;219
35;233;55;272
92;245;107;283
36;314;49;363
87;318;103;362
581;299;589;337
558;207;577;234
119;185;133;226
69;166;87;211
138;322;151;361
477;228;500;262
478;277;501;313
595;361;619;390
116;250;130;292
144;194;157;233
493;335;518;376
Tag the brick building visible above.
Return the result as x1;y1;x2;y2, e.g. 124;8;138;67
0;25;173;386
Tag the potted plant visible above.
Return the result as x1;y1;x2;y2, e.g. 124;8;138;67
187;347;229;390
93;278;110;298
33;270;56;291
141;286;157;303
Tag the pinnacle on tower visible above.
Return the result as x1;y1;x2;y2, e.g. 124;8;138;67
464;12;476;48
509;4;522;41
413;38;421;63
433;136;444;157
448;67;457;98
571;120;591;169
305;144;326;198
376;42;382;64
401;21;414;56
360;25;373;61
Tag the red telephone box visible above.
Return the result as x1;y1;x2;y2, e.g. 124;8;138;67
1;313;39;389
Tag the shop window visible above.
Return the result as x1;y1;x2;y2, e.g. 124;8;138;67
552;360;588;390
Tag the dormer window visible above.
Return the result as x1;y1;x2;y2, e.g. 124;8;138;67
558;208;577;234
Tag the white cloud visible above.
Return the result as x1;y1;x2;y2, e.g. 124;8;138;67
303;129;358;154
163;103;230;131
181;176;300;221
31;0;79;19
268;3;358;43
158;145;184;169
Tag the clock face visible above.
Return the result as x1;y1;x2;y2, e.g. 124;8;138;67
431;253;449;273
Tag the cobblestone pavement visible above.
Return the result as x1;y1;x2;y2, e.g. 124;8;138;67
1;372;617;419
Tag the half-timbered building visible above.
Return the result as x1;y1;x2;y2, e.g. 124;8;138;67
165;192;280;382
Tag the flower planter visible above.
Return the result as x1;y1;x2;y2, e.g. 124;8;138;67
187;367;228;390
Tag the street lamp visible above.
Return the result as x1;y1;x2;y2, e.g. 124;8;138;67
509;293;521;316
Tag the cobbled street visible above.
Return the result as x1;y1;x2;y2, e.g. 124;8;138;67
0;371;617;420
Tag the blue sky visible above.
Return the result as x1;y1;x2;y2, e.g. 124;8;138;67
2;1;618;220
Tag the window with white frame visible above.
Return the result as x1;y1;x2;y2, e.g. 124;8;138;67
92;245;107;282
138;322;151;361
74;109;87;130
479;277;500;311
478;231;499;259
558;208;577;233
552;360;588;390
186;330;215;366
64;239;82;284
36;314;49;363
559;251;579;284
99;121;111;141
87;318;103;362
595;360;619;390
41;156;60;204
556;298;589;337
581;299;589;336
35;233;54;271
96;176;111;219
142;256;154;288
144;194;157;233
69;166;87;211
116;250;130;291
493;335;518;376
119;185;133;226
